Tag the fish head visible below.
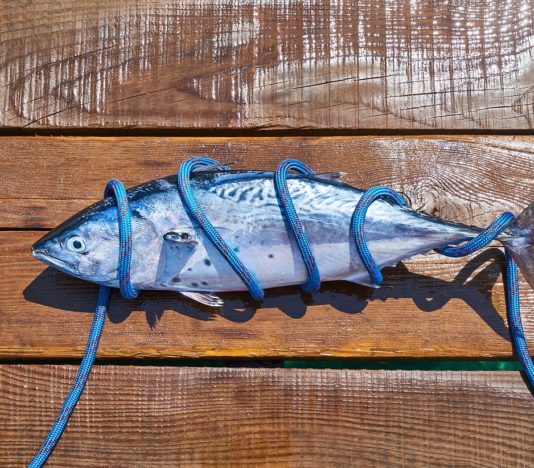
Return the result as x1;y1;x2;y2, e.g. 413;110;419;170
32;201;120;285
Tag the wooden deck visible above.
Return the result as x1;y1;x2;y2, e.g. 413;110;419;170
3;367;534;466
1;1;533;466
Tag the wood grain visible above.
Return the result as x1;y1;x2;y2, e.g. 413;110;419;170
1;366;533;466
1;1;532;130
1;136;534;359
1;136;533;229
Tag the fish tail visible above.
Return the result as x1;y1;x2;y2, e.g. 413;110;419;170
501;202;534;289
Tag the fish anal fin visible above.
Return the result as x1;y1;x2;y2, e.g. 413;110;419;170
345;272;378;289
345;260;403;288
180;291;224;308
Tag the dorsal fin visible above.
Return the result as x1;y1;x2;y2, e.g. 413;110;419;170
315;172;348;181
192;161;234;172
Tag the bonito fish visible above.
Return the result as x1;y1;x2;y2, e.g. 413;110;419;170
32;169;534;307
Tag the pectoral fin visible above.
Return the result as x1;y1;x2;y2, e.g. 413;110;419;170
180;291;224;308
164;228;198;245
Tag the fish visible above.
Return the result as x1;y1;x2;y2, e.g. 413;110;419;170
31;168;534;307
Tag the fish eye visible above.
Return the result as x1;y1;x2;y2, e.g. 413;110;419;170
66;236;87;253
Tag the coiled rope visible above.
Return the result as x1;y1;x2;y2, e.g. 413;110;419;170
29;158;534;466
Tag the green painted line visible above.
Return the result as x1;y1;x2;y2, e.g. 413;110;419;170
282;359;524;371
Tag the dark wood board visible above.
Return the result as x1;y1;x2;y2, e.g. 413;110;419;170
2;136;533;230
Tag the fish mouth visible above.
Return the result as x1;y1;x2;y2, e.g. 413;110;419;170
31;245;78;275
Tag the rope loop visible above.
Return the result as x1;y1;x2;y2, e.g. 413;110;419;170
177;157;264;301
350;186;407;286
104;179;140;300
274;159;321;293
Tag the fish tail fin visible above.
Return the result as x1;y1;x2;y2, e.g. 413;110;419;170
502;202;534;289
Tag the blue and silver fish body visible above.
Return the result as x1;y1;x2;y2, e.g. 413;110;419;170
32;170;534;307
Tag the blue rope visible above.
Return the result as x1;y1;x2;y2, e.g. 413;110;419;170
435;212;516;258
350;186;407;285
29;158;534;466
351;191;533;387
274;159;321;293
505;250;534;385
104;180;139;300
177;157;264;301
27;287;109;468
434;213;534;384
28;179;136;467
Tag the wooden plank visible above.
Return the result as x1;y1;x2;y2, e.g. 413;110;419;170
2;229;534;359
1;1;532;130
1;136;533;229
1;136;534;359
1;366;533;466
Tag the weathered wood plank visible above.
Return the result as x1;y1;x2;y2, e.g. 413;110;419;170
1;366;533;466
1;136;533;229
2;229;534;359
1;136;534;359
1;1;532;130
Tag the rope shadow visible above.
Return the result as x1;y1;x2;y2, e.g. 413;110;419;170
24;249;508;338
